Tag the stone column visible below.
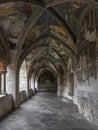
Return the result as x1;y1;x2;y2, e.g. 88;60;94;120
1;73;4;94
0;73;1;94
3;72;7;95
6;64;16;105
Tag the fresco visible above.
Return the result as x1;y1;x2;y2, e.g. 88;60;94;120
35;11;60;26
50;38;69;66
26;24;46;42
0;2;37;48
50;25;75;51
53;2;87;31
50;38;64;51
24;11;75;53
26;25;75;52
77;10;96;48
77;42;97;84
50;38;73;63
26;11;61;42
23;32;49;48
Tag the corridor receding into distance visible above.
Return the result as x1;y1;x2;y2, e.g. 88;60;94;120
0;0;98;130
0;92;98;130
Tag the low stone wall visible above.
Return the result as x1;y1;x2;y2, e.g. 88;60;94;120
19;91;27;104
28;89;34;98
76;90;98;126
0;94;13;119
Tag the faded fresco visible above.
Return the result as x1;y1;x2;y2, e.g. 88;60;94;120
51;38;70;63
0;2;37;47
77;42;97;84
26;11;60;42
26;25;44;42
26;11;75;52
77;9;97;84
50;25;75;51
77;10;96;48
53;1;87;31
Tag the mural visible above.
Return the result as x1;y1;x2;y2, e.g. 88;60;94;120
27;24;67;43
53;2;87;31
26;11;61;43
35;11;60;26
50;39;69;63
50;25;75;51
0;2;37;48
26;24;45;42
77;42;97;84
77;10;96;48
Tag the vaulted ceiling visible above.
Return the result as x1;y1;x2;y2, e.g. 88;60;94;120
0;0;97;75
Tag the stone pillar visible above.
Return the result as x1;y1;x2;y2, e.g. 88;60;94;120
6;64;17;107
4;72;6;94
1;73;4;94
6;50;19;108
1;72;7;95
0;73;1;94
57;72;60;96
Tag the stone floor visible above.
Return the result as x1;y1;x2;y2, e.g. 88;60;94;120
0;92;98;130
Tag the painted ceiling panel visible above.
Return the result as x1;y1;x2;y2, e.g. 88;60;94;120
50;25;75;51
0;0;97;74
35;11;60;25
26;11;61;42
26;24;71;44
52;2;87;32
0;2;40;46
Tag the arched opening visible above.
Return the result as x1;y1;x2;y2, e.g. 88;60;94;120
37;69;57;92
19;60;27;92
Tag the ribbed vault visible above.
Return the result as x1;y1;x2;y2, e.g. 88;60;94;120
0;0;97;93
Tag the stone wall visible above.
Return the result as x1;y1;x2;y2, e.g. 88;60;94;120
74;74;98;126
76;89;98;126
28;89;34;98
19;91;27;104
58;69;98;126
0;94;13;119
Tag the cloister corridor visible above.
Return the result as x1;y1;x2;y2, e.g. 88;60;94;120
0;0;98;130
0;92;98;130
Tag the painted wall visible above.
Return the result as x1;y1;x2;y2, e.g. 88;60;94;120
73;10;98;126
57;9;98;126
